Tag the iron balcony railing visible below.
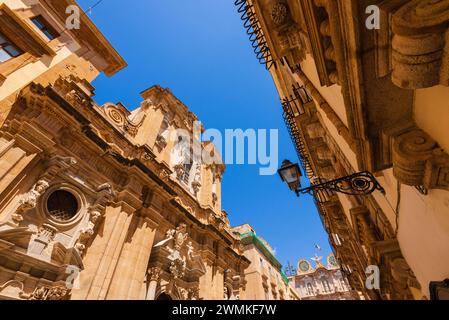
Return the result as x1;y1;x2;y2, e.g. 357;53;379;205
234;0;274;70
281;85;314;178
281;85;335;233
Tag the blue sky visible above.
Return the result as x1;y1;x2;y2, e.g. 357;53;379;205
78;0;332;272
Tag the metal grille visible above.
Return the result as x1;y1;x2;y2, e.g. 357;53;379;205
49;209;74;222
234;0;274;70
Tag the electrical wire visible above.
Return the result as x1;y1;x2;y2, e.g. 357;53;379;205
14;0;108;70
395;181;402;236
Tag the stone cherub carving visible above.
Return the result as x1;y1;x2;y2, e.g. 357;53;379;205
11;180;50;225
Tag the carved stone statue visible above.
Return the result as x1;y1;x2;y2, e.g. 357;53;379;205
174;223;188;251
153;223;190;280
12;180;50;224
186;241;195;260
311;254;324;268
191;163;202;196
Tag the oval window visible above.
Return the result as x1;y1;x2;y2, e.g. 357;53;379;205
46;190;79;221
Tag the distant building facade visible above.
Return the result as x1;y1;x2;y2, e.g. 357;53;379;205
289;254;360;300
233;224;300;300
0;0;251;300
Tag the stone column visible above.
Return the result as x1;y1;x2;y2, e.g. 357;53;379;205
106;215;159;299
0;138;39;195
71;204;134;300
146;267;161;300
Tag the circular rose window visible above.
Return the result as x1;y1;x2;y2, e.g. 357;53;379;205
46;190;79;222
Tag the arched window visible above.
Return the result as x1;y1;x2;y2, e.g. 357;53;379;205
307;283;313;295
322;278;331;293
181;163;193;184
340;278;346;291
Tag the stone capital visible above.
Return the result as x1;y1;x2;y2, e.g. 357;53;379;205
147;267;162;282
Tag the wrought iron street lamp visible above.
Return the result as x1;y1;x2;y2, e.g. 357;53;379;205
278;160;385;197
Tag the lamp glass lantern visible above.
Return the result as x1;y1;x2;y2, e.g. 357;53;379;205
278;160;302;193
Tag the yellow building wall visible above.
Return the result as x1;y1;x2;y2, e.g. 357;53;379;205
415;85;449;153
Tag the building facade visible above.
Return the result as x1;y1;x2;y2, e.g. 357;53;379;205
0;0;252;300
235;0;449;300
233;224;300;300
289;254;360;300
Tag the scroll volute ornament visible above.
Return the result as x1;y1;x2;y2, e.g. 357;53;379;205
391;0;449;88
392;126;449;190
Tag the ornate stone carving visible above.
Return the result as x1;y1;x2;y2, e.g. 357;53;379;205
370;239;420;299
76;210;102;256
298;0;339;85
159;169;170;181
173;223;188;251
191;163;202;196
12;180;49;224
350;206;378;247
169;258;186;279
390;0;449;88
392;126;449;190
271;2;289;26
28;286;70;300
36;224;57;244
188;286;200;300
390;257;421;291
148;267;162;282
172;197;195;215
102;103;145;138
174;164;185;180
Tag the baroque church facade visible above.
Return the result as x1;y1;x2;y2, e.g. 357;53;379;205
0;0;251;300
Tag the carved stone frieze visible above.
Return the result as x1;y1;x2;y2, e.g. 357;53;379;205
28;285;70;300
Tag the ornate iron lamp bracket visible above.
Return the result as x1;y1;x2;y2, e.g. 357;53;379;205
295;171;386;197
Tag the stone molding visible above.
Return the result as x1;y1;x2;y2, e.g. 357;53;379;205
391;0;449;88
